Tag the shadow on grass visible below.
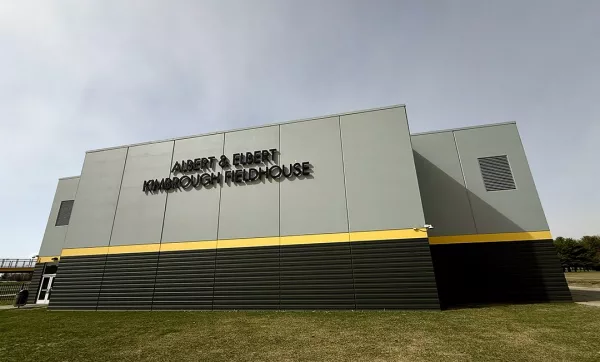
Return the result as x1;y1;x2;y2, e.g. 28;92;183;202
441;300;574;311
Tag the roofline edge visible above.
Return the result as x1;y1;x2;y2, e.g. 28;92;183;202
86;104;407;154
411;121;517;137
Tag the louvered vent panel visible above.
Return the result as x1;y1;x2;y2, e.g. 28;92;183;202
55;200;74;226
478;155;516;191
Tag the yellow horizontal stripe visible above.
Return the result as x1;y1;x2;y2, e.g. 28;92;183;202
52;230;555;257
350;229;428;242
217;237;280;249
108;244;161;254
37;256;60;263
281;233;349;246
61;246;109;257
56;228;426;256
160;240;217;252
429;231;552;245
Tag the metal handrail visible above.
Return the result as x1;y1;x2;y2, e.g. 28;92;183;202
0;259;36;269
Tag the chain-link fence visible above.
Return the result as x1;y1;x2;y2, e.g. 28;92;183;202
0;282;30;304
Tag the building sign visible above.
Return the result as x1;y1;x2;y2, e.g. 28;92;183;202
142;148;310;192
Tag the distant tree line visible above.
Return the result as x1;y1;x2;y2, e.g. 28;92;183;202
0;273;32;282
554;235;600;272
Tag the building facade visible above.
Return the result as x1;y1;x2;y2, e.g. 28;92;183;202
31;105;571;310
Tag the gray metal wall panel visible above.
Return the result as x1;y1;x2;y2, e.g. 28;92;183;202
411;132;477;236
110;142;173;246
64;148;127;248
162;134;224;242
279;117;349;236
218;126;280;240
39;177;80;256
454;124;550;233
340;107;425;232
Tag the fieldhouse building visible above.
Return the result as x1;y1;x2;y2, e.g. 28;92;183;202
30;105;571;310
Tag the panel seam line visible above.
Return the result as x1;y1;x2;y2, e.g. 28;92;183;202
338;115;356;310
278;125;282;310
98;146;129;310
212;134;226;310
151;141;176;310
453;131;479;234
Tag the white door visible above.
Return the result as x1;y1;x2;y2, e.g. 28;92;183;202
36;275;55;304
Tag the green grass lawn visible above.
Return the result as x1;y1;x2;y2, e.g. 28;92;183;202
1;304;600;362
565;271;600;287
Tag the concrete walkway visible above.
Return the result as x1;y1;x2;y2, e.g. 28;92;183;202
0;303;47;311
569;286;600;307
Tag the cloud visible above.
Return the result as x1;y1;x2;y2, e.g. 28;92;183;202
1;0;599;257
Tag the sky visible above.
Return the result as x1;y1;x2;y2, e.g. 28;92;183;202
0;1;598;258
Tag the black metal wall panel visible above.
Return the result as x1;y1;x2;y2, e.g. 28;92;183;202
152;249;216;310
49;255;106;310
430;239;572;309
213;246;280;310
97;252;159;310
26;263;45;305
47;239;456;311
351;238;440;310
280;242;355;310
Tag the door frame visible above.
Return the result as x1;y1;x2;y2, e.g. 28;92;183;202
36;274;56;304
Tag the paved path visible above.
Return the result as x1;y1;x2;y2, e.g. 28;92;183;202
0;304;47;311
569;286;600;307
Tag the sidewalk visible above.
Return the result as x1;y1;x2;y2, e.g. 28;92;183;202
569;285;600;307
0;303;47;311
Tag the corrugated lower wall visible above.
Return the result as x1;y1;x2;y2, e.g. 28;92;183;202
48;237;440;310
49;255;106;310
280;242;355;310
97;252;159;310
213;246;280;310
152;249;216;310
45;238;572;311
26;263;45;305
352;239;440;309
430;239;572;309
